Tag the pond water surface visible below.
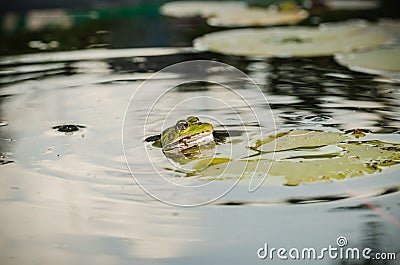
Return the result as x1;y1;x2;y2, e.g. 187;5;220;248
1;4;400;265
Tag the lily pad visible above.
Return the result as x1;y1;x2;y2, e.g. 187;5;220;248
324;0;380;10
378;19;400;43
159;1;247;18
207;7;308;27
334;47;400;76
194;21;389;57
193;130;400;186
251;130;348;152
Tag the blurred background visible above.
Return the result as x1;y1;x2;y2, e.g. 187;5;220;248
1;0;399;55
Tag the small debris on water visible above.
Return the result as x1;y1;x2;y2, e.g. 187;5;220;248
0;160;14;165
52;124;86;134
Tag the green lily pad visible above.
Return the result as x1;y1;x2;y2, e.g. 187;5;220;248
160;1;307;27
194;21;389;57
334;47;400;76
159;1;247;18
207;7;308;27
251;130;348;152
325;0;380;10
193;130;400;186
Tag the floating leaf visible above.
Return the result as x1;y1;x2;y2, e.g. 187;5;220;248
207;7;308;27
192;157;231;171
194;21;389;57
159;1;247;18
252;130;348;152
193;130;400;186
335;47;400;76
324;0;380;10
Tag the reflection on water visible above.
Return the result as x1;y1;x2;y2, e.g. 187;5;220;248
260;57;400;133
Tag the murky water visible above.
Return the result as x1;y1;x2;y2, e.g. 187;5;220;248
1;4;400;265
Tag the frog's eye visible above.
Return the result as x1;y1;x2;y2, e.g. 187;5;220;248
187;116;199;123
176;120;188;131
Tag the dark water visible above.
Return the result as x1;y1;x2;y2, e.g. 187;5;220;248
1;2;400;265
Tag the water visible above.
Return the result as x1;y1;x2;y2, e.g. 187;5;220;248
1;4;400;265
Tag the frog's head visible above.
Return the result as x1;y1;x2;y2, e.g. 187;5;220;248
159;116;214;152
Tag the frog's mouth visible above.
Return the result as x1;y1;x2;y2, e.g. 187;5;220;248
162;130;214;152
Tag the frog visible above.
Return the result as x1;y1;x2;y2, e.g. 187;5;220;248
145;116;230;162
